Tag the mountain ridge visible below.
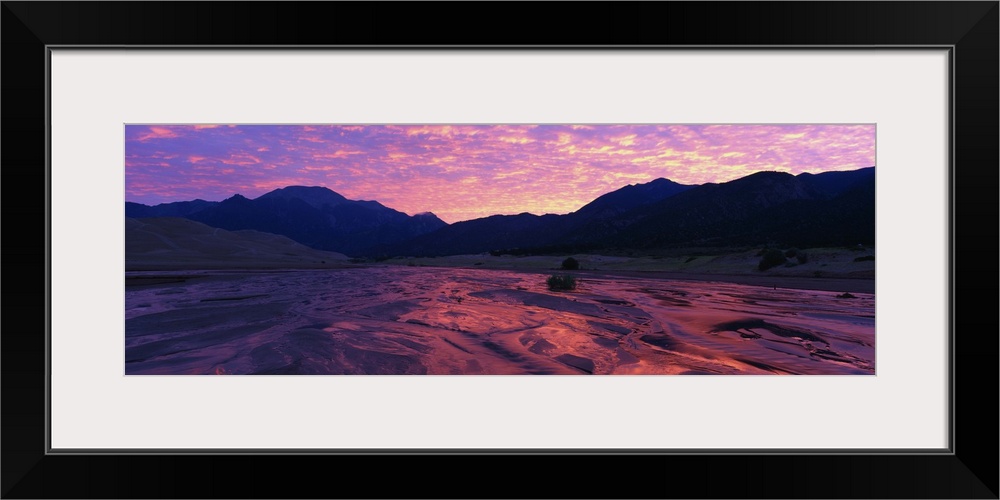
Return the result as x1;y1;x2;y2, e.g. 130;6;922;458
125;167;874;258
126;185;447;256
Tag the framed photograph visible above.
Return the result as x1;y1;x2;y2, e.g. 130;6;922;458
3;2;996;498
121;121;879;378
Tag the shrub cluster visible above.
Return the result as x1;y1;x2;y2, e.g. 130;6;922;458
561;257;580;270
758;247;809;269
547;274;577;291
758;249;787;271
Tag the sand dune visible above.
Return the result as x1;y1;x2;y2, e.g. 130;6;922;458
126;217;349;271
125;267;875;375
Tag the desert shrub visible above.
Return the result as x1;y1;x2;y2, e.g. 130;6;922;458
853;255;875;262
796;252;808;264
784;248;798;258
685;256;697;263
547;274;577;291
758;249;787;271
561;257;580;270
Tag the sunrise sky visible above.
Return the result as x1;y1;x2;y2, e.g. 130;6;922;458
125;124;875;223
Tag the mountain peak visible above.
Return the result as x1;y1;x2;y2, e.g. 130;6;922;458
744;170;794;179
272;185;337;193
261;185;343;197
645;177;680;186
257;185;348;209
574;176;694;217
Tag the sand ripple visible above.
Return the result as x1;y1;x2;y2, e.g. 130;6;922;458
125;267;875;375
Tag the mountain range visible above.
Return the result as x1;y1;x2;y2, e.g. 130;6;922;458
127;186;447;256
126;166;875;258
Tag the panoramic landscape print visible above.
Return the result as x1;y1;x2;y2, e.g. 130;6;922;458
125;124;875;375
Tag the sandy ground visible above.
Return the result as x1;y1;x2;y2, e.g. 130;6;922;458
125;267;875;375
386;247;874;273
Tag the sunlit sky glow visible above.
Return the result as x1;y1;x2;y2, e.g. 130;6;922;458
126;124;875;223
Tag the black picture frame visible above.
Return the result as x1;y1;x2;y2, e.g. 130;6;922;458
3;2;997;498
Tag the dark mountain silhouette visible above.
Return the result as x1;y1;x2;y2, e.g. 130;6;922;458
125;199;219;218
125;167;874;259
388;167;874;257
375;213;563;258
797;166;875;198
380;177;694;257
566;167;875;250
550;178;695;242
582;170;826;248
126;186;447;256
571;178;693;223
256;185;348;208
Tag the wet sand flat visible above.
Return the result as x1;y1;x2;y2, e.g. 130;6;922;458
125;267;875;375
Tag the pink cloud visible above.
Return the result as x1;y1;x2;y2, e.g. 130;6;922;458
135;126;181;142
312;150;365;159
220;154;261;166
126;124;875;223
497;136;533;144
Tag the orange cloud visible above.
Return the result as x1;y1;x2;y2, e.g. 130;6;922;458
498;136;534;144
612;134;637;146
405;126;456;138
